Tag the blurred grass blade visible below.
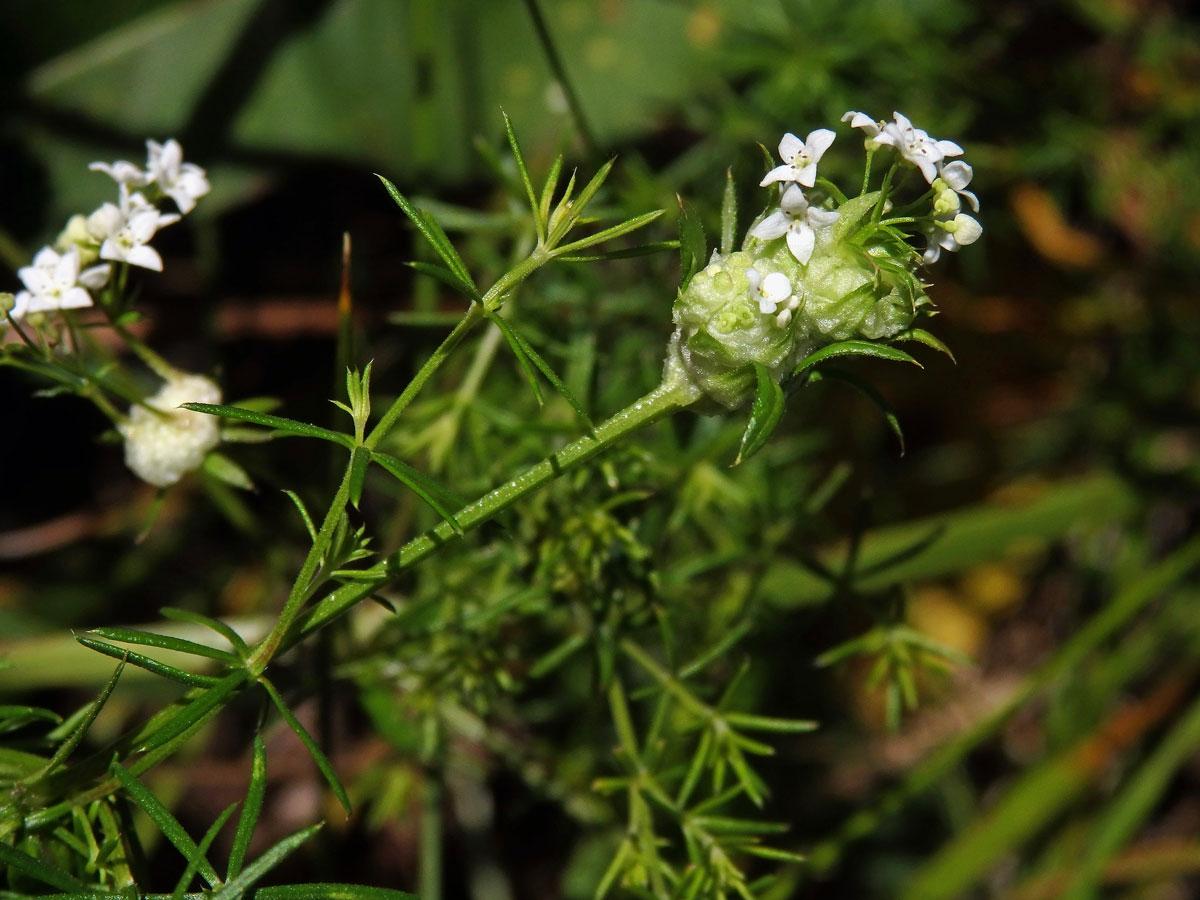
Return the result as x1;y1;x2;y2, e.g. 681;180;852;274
87;627;239;664
227;732;267;881
256;885;418;900
793;340;921;377
75;635;221;687
183;404;354;448
172;802;238;900
28;659;124;782
369;451;464;535
112;761;223;888
0;705;61;734
0;841;92;892
260;678;351;816
1063;690;1200;899
211;824;322;900
734;363;786;465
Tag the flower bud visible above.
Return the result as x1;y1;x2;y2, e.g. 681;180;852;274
119;372;222;487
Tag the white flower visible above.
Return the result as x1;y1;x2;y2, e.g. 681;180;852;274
935;160;979;213
87;191;180;272
119;372;222;487
841;110;883;142
923;213;982;264
745;266;793;315
760;128;836;188
872;111;963;184
146;139;210;214
749;184;841;265
13;247;110;315
89;158;151;189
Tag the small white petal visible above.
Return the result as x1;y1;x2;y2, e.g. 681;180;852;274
951;214;982;245
58;286;94;310
123;244;165;271
759;164;797;187
940;160;973;191
785;224;816;264
750;211;791;241
761;271;792;302
807;207;841;228
779;183;809;215
804;128;836;161
79;263;112;291
778;132;803;163
935;139;964;158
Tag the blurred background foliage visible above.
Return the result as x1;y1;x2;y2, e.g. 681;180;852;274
2;0;1200;898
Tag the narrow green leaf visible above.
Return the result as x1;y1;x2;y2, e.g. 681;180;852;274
0;705;61;733
691;816;788;835
405;261;479;301
793;339;922;377
348;446;371;510
528;632;589;679
572;157;616;214
227;733;267;881
138;671;248;753
87;627;239;664
159;608;249;656
202;452;255;491
722;712;819;733
256;883;419;900
720;168;738;256
554;209;666;254
556;239;679;262
0;841;91;892
182;404;354;448
211;824;322;900
677;195;706;291
260;678;351;816
172;802;238;900
816;367;906;455
74;635;221;687
281;490;318;542
742;845;807;863
487;311;545;406
376;175;475;291
494;316;595;431
501;109;541;237
734;363;786;465
27;661;123;782
112;762;222;888
369;451;464;535
538;153;565;226
895;327;956;362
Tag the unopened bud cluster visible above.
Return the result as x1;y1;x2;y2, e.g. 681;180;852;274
667;110;981;408
119;372;222;487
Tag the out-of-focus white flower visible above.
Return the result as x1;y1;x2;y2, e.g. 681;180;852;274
745;266;793;315
119;372;222;487
87;192;180;272
89;158;151;189
749;184;841;265
146;139;210;214
872;111;963;183
760;128;836;188
13;247;110;315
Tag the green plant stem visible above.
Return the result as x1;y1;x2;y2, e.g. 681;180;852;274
291;378;695;644
420;775;443;900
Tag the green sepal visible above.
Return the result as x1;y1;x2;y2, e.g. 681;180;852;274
734;363;786;466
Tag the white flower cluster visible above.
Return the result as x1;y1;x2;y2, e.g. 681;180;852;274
842;110;982;263
118;371;222;487
4;139;208;324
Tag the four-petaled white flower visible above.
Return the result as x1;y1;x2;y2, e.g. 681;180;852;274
750;184;841;265
871;111;963;184
841;110;883;142
146;139;210;214
745;266;793;315
760;129;836;188
87;190;181;272
14;247;111;315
